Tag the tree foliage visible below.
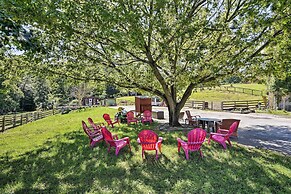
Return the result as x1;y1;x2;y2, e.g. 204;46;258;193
2;0;289;125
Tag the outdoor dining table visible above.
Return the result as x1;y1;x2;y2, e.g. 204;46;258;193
197;117;221;133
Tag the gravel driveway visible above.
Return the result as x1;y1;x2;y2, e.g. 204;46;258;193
187;109;291;155
117;106;291;155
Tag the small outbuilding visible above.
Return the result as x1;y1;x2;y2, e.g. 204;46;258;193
82;97;99;106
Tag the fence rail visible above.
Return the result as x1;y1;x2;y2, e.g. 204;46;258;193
196;86;266;96
221;100;266;111
117;100;135;106
0;109;60;132
185;101;207;109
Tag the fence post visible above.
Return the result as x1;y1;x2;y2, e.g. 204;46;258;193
1;116;5;132
26;113;28;123
192;101;194;108
221;102;223;110
20;114;23;125
13;114;16;127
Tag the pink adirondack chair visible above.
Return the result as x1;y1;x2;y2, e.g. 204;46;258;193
141;110;152;124
103;113;119;128
126;111;138;125
137;130;163;159
101;126;131;156
82;121;103;147
88;117;102;132
177;128;207;160
208;121;239;149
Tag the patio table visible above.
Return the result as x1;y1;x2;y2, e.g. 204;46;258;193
197;118;221;133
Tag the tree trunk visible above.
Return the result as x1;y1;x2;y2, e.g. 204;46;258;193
167;101;182;127
162;84;194;127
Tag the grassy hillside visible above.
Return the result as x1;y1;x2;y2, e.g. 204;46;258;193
117;84;267;103
0;107;290;193
190;90;263;101
116;96;135;104
224;83;267;91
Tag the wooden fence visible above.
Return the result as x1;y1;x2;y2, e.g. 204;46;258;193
185;101;208;109
197;86;266;96
117;100;135;106
221;100;266;111
0;109;60;132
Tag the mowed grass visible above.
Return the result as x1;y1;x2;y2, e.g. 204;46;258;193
117;84;266;103
191;83;266;101
225;83;267;91
190;90;262;101
1;107;290;193
116;96;135;104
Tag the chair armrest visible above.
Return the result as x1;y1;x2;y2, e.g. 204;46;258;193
156;137;163;144
113;134;119;140
177;138;187;145
210;132;227;137
195;115;201;118
216;121;222;127
218;129;229;133
113;139;127;143
112;120;119;124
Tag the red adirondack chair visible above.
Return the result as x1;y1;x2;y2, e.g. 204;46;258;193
82;121;103;147
126;111;138;125
101;126;131;156
208;121;239;149
137;130;163;159
103;113;119;128
88;117;101;132
141;110;152;124
177;128;207;160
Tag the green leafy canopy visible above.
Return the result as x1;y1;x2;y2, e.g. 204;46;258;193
2;0;289;125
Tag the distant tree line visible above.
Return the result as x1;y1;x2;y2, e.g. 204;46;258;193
0;73;110;114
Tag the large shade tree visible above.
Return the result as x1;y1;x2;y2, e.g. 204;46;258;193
2;0;289;126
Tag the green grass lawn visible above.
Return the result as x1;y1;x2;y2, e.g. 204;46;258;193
190;83;267;101
190;90;262;101
1;107;290;193
116;96;135;105
117;84;266;103
225;83;267;91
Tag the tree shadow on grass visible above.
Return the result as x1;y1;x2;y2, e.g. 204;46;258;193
0;129;290;193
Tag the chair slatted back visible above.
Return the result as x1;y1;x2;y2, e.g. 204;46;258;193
143;110;152;120
126;111;135;120
187;128;206;151
103;114;112;125
225;121;239;139
101;126;116;147
138;130;158;150
185;110;193;122
88;117;101;131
